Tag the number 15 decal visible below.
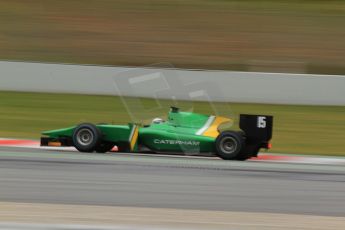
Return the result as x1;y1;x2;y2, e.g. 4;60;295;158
257;116;266;128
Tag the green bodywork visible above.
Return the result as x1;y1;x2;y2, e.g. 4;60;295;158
42;109;224;153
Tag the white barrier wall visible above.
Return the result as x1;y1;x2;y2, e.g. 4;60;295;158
0;61;344;105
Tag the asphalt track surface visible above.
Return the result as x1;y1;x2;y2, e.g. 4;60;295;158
0;147;345;217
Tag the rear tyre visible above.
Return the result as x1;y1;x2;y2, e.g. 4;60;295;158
215;131;244;160
73;123;101;152
95;142;115;153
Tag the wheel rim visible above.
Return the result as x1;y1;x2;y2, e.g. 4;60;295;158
219;136;237;154
76;128;94;146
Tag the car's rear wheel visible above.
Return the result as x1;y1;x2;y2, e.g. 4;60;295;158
95;142;115;153
215;131;244;160
73;123;101;152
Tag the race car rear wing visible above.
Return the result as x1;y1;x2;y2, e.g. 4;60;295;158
240;114;273;151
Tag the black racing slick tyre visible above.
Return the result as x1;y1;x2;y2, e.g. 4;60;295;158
72;123;102;152
95;142;115;153
215;131;244;160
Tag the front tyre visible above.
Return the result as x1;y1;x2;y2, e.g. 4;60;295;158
73;123;101;152
215;131;244;160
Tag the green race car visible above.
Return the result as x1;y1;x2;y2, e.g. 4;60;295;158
41;107;273;160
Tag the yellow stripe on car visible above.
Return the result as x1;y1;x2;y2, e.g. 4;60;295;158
202;116;232;138
129;125;139;151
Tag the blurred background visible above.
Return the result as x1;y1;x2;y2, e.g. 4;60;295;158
0;0;344;156
1;0;344;74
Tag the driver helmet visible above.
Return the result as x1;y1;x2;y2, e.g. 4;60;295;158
152;117;164;124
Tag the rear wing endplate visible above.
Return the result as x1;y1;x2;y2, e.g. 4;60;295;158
239;114;273;143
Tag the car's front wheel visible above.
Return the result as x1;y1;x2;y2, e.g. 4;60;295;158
215;131;244;160
73;123;101;152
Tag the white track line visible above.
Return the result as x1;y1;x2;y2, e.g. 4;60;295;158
0;223;184;230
